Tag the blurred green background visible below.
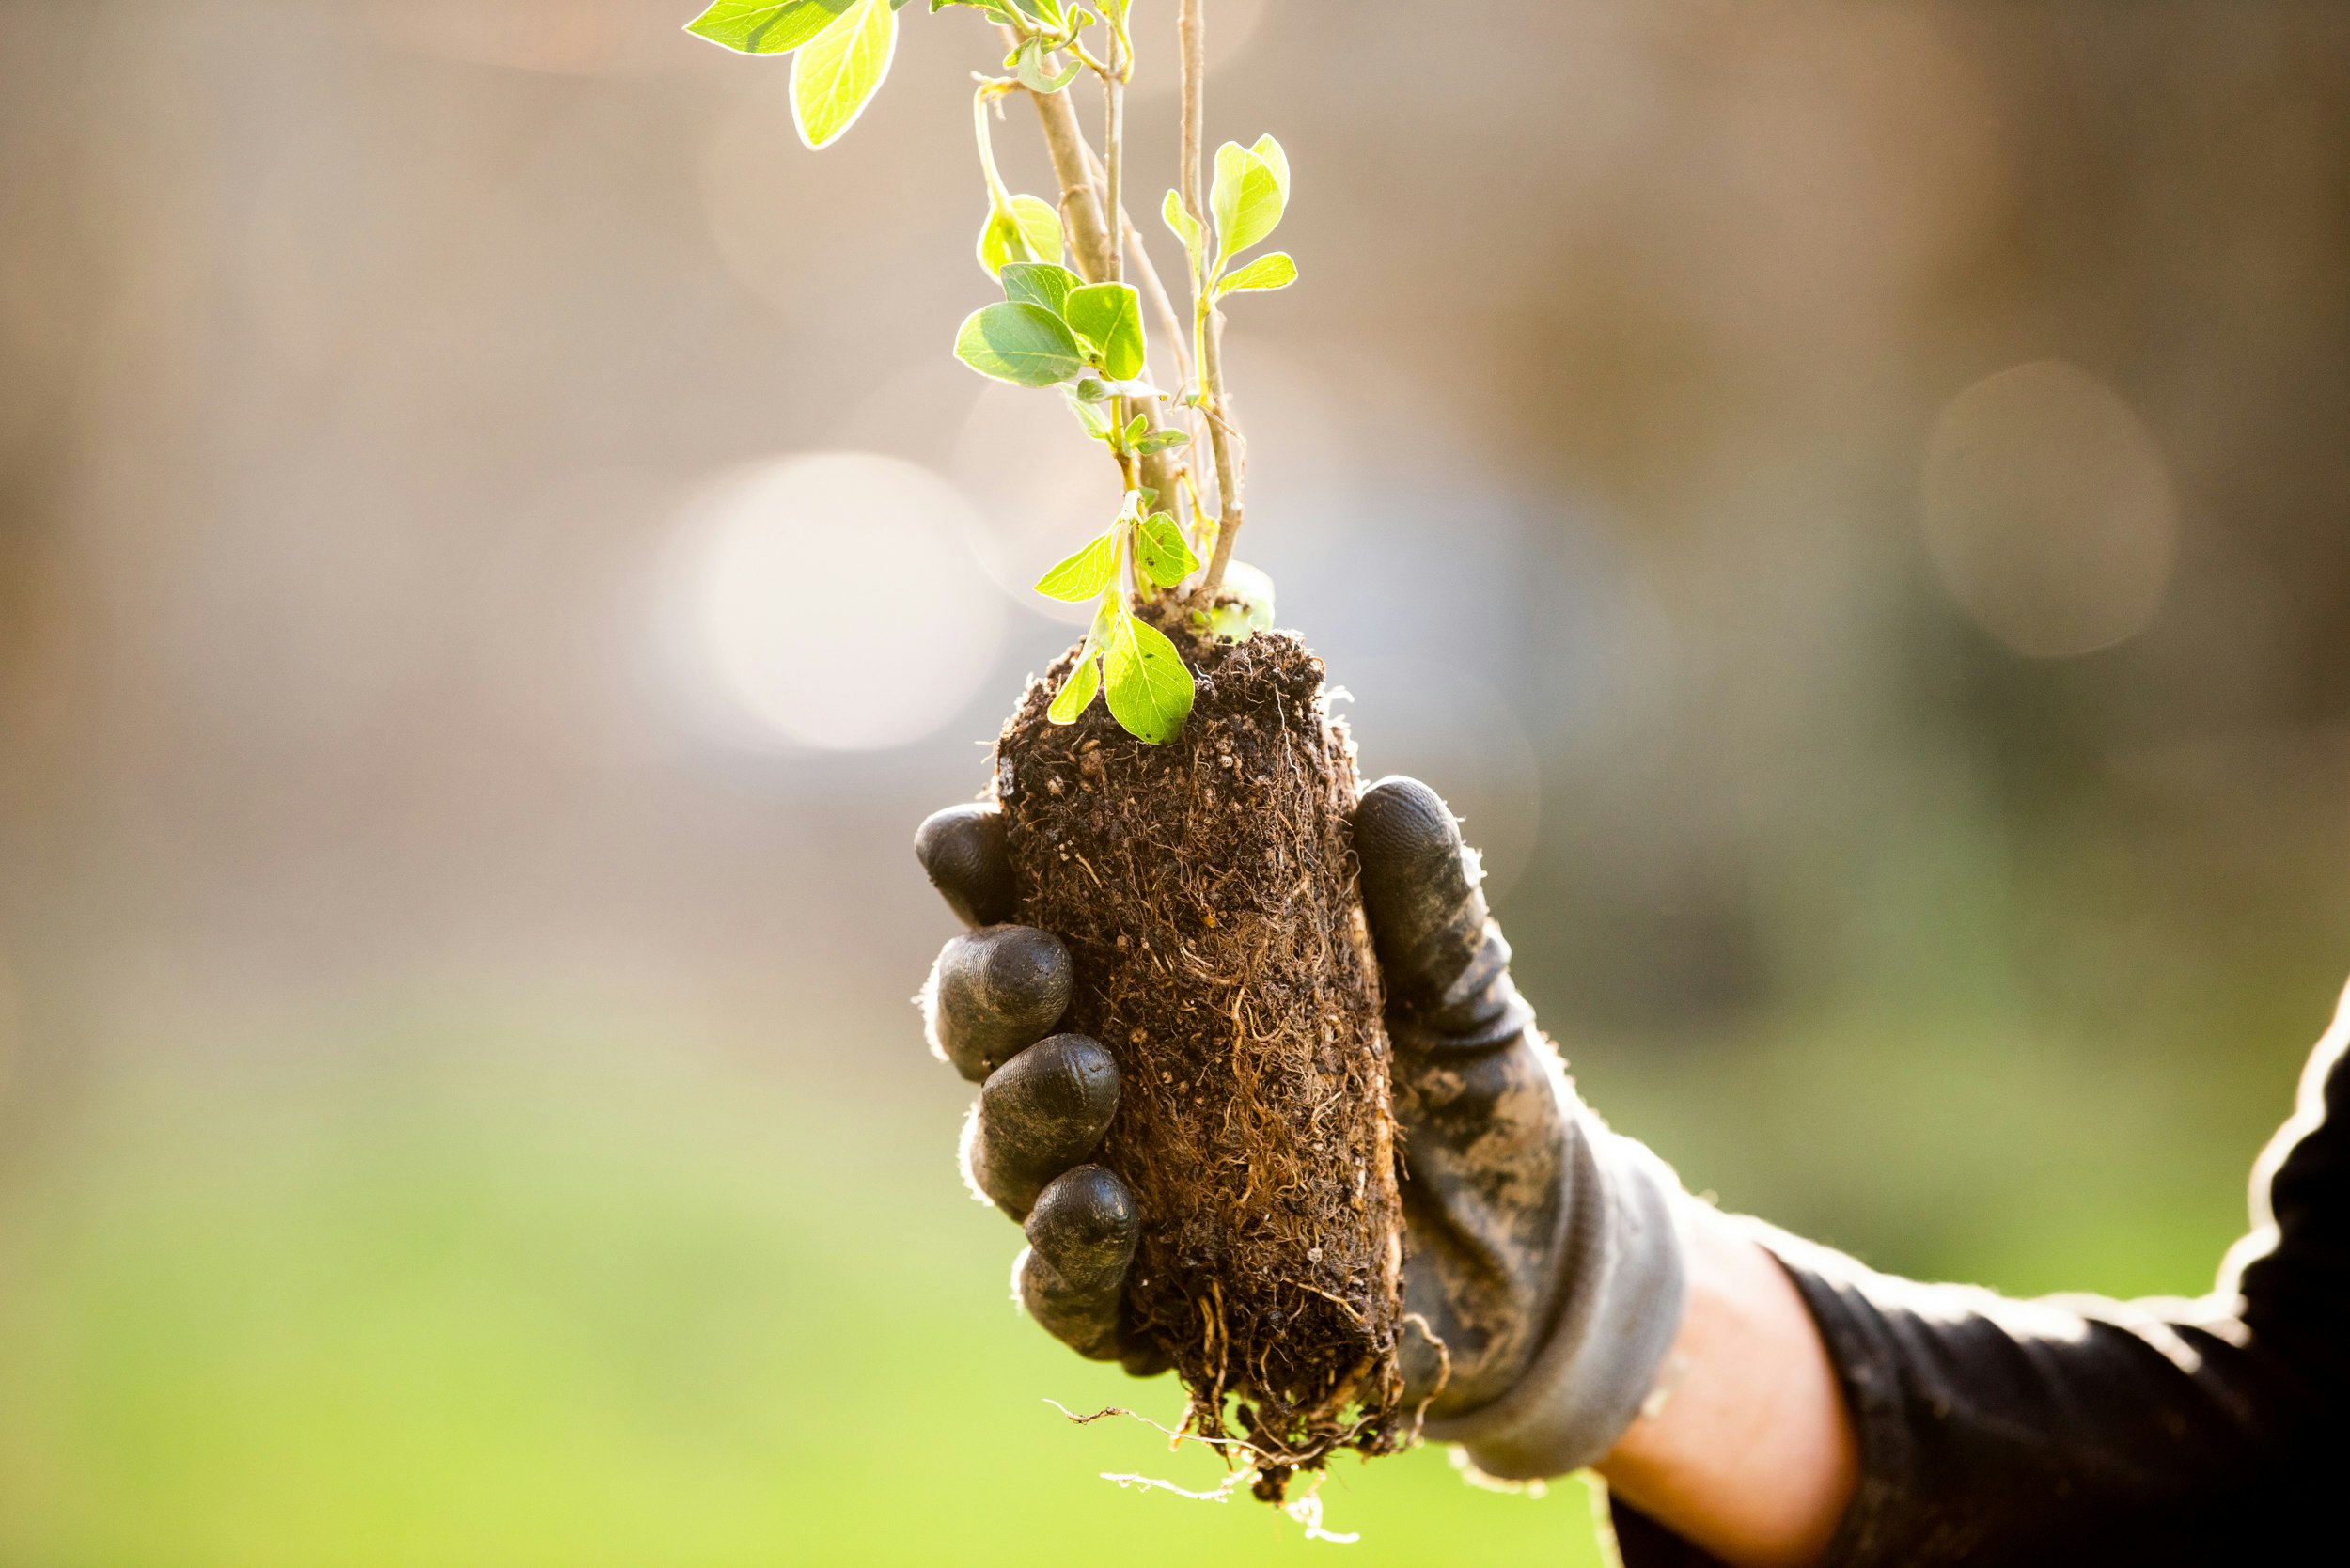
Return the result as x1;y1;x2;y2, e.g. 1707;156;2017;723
4;2;2349;1563
0;1003;1615;1566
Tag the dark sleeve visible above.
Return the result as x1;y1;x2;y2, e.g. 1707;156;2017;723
1618;993;2350;1567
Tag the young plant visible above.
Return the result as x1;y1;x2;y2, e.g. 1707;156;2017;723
689;0;1404;1509
685;0;1292;745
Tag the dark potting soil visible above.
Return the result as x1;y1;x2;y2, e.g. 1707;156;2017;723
994;609;1408;1489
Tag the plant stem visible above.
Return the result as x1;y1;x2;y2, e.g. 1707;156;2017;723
994;20;1203;530
1009;29;1184;510
1102;36;1124;283
1196;299;1245;591
1079;139;1193;388
1179;0;1246;591
1021;76;1118;281
1179;0;1206;227
1101;22;1128;522
973;82;1017;212
1124;208;1192;385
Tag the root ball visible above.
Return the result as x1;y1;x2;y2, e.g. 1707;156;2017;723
995;617;1407;1480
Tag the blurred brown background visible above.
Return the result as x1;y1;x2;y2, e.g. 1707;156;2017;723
2;2;2347;1563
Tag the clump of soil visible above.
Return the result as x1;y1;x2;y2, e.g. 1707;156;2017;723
994;605;1408;1493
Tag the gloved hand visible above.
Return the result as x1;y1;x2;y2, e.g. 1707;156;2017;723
916;776;1688;1479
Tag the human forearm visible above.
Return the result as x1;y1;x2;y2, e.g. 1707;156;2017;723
1602;980;2348;1568
1599;1202;1856;1568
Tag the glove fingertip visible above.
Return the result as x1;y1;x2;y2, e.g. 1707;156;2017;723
971;1033;1120;1218
927;926;1073;1082
1355;777;1491;1005
1356;777;1467;894
916;804;1017;928
1026;1163;1140;1288
1016;1170;1137;1364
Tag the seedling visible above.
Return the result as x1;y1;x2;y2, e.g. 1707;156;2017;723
689;0;1409;1507
687;0;1295;745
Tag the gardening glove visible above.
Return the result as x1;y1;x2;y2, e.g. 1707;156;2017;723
913;803;1168;1374
915;777;1688;1478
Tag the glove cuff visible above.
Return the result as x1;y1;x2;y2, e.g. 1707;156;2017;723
1422;1121;1689;1480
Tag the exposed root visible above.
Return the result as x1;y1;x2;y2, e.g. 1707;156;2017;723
1280;1473;1361;1544
1097;1466;1360;1544
1058;1401;1360;1540
1401;1311;1452;1445
1044;1400;1259;1457
1448;1445;1551;1498
1101;1471;1245;1503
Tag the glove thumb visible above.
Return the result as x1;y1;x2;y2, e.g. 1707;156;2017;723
1355;776;1512;1027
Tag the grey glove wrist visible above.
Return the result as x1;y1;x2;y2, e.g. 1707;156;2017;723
1358;776;1687;1481
1422;1111;1688;1479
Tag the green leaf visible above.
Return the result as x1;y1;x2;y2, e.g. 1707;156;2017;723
1034;530;1117;601
1203;559;1275;642
1211;139;1284;260
1216;251;1297;296
1071;373;1160;404
791;0;896;149
977;194;1064;276
1063;282;1145;380
1250;133;1291;205
1133;428;1190;455
1014;37;1082;93
1161;188;1201;255
685;0;854;53
1048;650;1102;724
1103;610;1195;745
954;302;1085;386
1136;511;1200;588
999;261;1081;317
1063;388;1113;438
1121;414;1148;445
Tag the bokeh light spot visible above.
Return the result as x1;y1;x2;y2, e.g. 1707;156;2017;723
666;453;1005;751
1919;359;2178;658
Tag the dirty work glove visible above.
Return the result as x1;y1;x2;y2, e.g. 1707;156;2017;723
915;777;1688;1478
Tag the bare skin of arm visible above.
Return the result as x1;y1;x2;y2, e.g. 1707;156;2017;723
1598;1203;1859;1568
